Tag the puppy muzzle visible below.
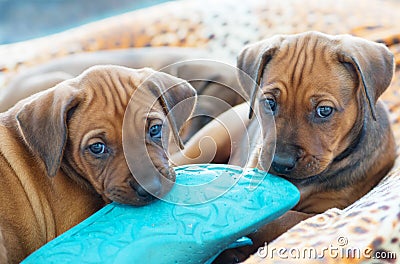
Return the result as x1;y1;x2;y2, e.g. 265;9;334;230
271;153;297;175
129;177;162;199
128;166;176;203
270;143;302;175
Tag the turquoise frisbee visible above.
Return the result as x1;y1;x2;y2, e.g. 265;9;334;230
22;164;300;263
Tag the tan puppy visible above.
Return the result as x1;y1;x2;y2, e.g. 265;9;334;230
0;65;196;263
173;31;396;263
237;31;395;212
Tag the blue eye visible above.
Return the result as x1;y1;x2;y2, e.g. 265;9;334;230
264;97;277;112
89;142;106;155
316;106;334;118
149;124;162;138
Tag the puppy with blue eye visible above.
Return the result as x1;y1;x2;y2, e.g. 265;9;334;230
173;32;396;263
0;65;196;263
236;32;395;215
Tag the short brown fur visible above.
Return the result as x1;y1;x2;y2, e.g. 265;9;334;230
0;65;196;263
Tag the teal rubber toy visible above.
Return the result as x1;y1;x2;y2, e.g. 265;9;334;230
22;164;300;264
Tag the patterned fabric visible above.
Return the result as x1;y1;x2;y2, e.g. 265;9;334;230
1;0;400;262
1;0;400;75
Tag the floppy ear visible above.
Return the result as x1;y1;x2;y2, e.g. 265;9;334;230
236;36;283;119
16;83;82;177
148;72;197;149
337;35;395;120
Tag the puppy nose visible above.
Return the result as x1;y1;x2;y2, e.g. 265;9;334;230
129;178;162;198
271;154;296;175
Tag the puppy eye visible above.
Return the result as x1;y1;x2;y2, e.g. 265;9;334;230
88;142;107;155
149;124;162;139
264;98;277;112
316;106;334;118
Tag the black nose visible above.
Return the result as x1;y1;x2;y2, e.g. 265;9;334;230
271;154;296;175
129;178;162;198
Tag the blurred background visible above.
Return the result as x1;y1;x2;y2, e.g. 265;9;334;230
0;0;170;44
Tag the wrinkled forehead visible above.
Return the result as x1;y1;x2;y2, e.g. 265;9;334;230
263;36;354;98
270;34;339;71
73;66;157;110
77;66;146;86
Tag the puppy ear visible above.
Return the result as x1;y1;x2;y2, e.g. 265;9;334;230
16;83;82;177
148;72;197;149
236;36;283;119
337;35;395;120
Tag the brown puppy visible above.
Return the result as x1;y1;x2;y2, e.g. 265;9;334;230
237;31;395;213
172;31;396;263
0;65;196;263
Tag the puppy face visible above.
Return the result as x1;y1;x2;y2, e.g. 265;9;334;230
259;48;359;179
237;31;394;182
15;65;196;206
